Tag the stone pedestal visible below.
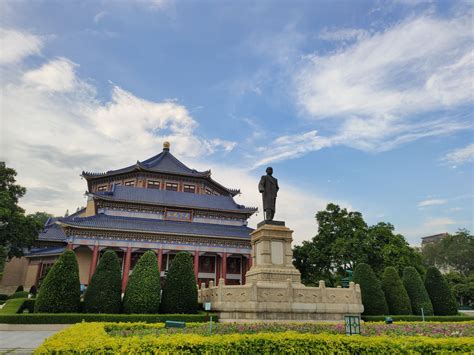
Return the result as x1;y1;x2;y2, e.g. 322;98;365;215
199;221;363;322
246;222;301;284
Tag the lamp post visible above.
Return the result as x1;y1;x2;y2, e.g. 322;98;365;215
344;315;361;335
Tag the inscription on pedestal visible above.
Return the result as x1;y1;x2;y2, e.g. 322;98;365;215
271;240;283;265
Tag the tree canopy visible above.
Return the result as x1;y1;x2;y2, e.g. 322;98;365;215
0;162;49;258
422;229;473;276
293;203;422;285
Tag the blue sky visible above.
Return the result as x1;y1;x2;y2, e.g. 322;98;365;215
1;0;473;245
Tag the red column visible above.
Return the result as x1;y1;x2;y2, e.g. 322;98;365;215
241;256;246;285
194;251;199;283
88;245;99;283
216;255;221;283
222;252;227;285
121;247;132;292
156;249;163;273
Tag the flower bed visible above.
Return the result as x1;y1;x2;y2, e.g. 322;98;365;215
35;322;474;354
106;321;474;338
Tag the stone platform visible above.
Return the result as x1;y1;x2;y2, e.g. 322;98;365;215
198;222;363;322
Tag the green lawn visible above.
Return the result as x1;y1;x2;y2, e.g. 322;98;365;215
0;297;27;314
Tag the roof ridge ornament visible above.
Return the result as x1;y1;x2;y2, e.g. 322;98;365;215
163;141;170;151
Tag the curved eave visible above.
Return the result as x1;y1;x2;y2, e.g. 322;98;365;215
57;221;252;241
90;192;258;216
82;166;211;180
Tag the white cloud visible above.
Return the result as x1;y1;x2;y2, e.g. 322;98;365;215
289;14;473;159
418;199;447;207
132;0;171;10
319;28;369;42
253;130;332;168
23;58;80;92
441;143;474;166
93;11;107;24
0;28;43;65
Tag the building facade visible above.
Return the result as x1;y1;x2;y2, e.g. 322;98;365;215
1;142;257;292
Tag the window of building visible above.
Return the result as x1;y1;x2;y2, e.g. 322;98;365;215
205;187;213;195
97;185;108;192
113;182;122;186
166;182;178;191
147;180;160;189
183;184;195;193
124;180;135;186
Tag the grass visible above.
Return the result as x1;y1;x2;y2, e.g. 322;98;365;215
0;298;27;314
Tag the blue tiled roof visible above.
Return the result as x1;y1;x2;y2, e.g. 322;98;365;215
83;150;209;178
94;185;257;214
26;246;66;257
61;214;253;239
38;223;67;242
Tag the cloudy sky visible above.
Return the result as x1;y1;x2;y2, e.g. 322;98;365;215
1;0;472;246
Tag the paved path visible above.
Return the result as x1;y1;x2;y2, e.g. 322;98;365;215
0;330;57;354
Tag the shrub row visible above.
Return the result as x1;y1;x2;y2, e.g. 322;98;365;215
353;263;458;316
35;323;474;354
362;315;472;322
0;313;215;324
36;250;198;314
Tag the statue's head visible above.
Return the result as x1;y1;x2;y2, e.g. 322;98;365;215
266;167;273;175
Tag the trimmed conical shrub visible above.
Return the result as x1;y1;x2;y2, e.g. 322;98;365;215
402;267;433;316
352;263;388;315
122;250;160;314
84;250;122;313
35;250;81;313
425;266;458;316
382;267;412;315
160;252;198;314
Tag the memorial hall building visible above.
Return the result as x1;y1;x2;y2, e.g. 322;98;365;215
1;142;257;292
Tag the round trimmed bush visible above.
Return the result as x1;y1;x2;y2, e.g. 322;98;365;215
35;250;81;313
351;263;388;315
84;250;122;313
382;267;412;315
402;267;433;316
122;251;160;314
160;252;198;314
424;266;458;316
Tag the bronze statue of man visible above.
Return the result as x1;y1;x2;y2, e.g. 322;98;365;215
258;167;279;221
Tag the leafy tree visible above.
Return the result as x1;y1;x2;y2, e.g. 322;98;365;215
0;163;45;258
367;223;424;276
352;263;388;315
84;250;122;313
424;266;458;315
122;251;160;314
444;272;474;307
422;230;474;276
293;204;424;285
160;252;198;314
381;267;412;315
35;250;81;313
402;267;433;316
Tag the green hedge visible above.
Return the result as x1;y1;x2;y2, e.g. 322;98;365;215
0;312;215;324
352;263;388;315
362;315;470;322
35;250;81;313
35;323;474;354
123;251;161;314
160;252;198;314
84;250;122;314
424;266;458;316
